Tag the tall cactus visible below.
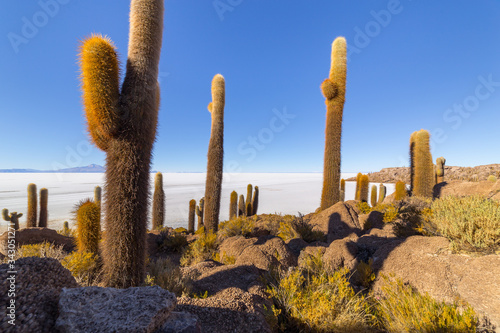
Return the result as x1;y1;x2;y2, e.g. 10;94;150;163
436;156;446;184
38;188;48;228
27;183;37;228
412;130;434;198
355;172;362;201
238;194;245;217
394;181;408;200
409;132;417;195
203;74;225;233
196;198;204;230
370;185;377;207
94;185;102;225
246;202;253;217
378;183;386;204
245;184;253;210
188;199;196;233
340;178;345;202
152;172;165;229
252;186;259;216
2;209;22;231
320;37;347;210
78;0;164;287
229;191;238;220
359;175;369;202
75;199;101;254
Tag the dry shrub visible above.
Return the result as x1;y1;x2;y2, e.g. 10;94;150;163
15;242;67;261
145;257;192;297
180;230;219;266
61;251;101;286
218;215;256;240
278;214;324;243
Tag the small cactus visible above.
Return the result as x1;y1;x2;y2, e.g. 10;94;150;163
39;188;48;228
435;157;446;184
63;221;69;230
238;195;245;217
152;172;165;229
75;199;101;254
252;186;259;216
359;175;370;202
188;199;196;233
395;181;408;200
378;184;386;204
355;173;362;200
196;198;205;230
370;185;377;208
2;209;22;230
27;183;37;228
340;179;345;202
229;191;238;220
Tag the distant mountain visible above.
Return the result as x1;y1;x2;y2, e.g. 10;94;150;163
0;164;106;173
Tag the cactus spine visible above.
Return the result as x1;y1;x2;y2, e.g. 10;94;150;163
38;188;48;228
78;0;164;287
340;179;345;202
436;157;446;184
252;186;259;216
75;199;101;254
196;198;204;230
355;173;362;200
395;181;408;200
203;74;225;233
320;37;347;210
370;185;377;207
411;130;434;198
238;195;245;217
378;183;386;204
188;199;196;233
359;175;369;202
152;172;165;229
2;209;22;230
27;183;37;228
229;191;238;220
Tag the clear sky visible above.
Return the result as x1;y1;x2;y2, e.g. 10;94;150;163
1;0;499;173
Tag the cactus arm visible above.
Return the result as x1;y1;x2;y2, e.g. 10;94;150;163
79;35;121;151
2;209;11;221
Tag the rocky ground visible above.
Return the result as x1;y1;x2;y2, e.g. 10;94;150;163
346;164;500;183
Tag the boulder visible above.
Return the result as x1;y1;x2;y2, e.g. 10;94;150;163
309;202;362;243
372;236;500;330
176;287;272;333
322;235;359;272
0;257;77;333
286;237;309;256
358;211;384;231
56;286;176;333
155;311;202;333
0;228;75;255
219;235;297;271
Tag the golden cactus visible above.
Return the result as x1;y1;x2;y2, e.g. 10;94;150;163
75;199;101;254
152;172;165;229
78;0;164;288
395;181;408;200
359;175;370;202
436;157;446;183
355;172;362;201
320;37;347;210
203;74;225;233
370;185;377;207
229;191;238;220
412;130;434;198
378;184;386;204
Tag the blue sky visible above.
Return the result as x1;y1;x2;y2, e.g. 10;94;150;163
1;0;499;173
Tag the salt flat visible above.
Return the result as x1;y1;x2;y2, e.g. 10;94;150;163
0;173;394;232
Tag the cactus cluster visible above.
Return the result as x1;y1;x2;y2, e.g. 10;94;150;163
78;0;164;287
152;172;165;229
320;37;347;210
410;130;434;198
2;209;22;230
232;184;260;218
75;199;101;254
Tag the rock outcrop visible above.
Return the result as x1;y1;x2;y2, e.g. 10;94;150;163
0;228;75;255
309;201;362;242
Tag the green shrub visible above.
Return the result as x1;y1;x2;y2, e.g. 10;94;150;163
374;275;479;333
357;201;372;214
145;257;192;296
267;266;374;332
180;230;219;266
218;215;256;240
278;214;324;243
61;251;100;286
427;196;500;253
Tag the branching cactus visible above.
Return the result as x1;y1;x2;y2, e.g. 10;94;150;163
188;199;196;233
370;185;377;207
238;195;245;217
27;183;37;228
395;181;408;200
152;172;165;229
378;183;386;204
39;188;48;228
252;186;259;216
320;37;347;210
229;191;238;220
412;130;434;198
196;198;204;230
75;199;101;254
2;209;22;230
436;157;446;183
359;175;369;202
204;74;225;233
78;0;164;287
